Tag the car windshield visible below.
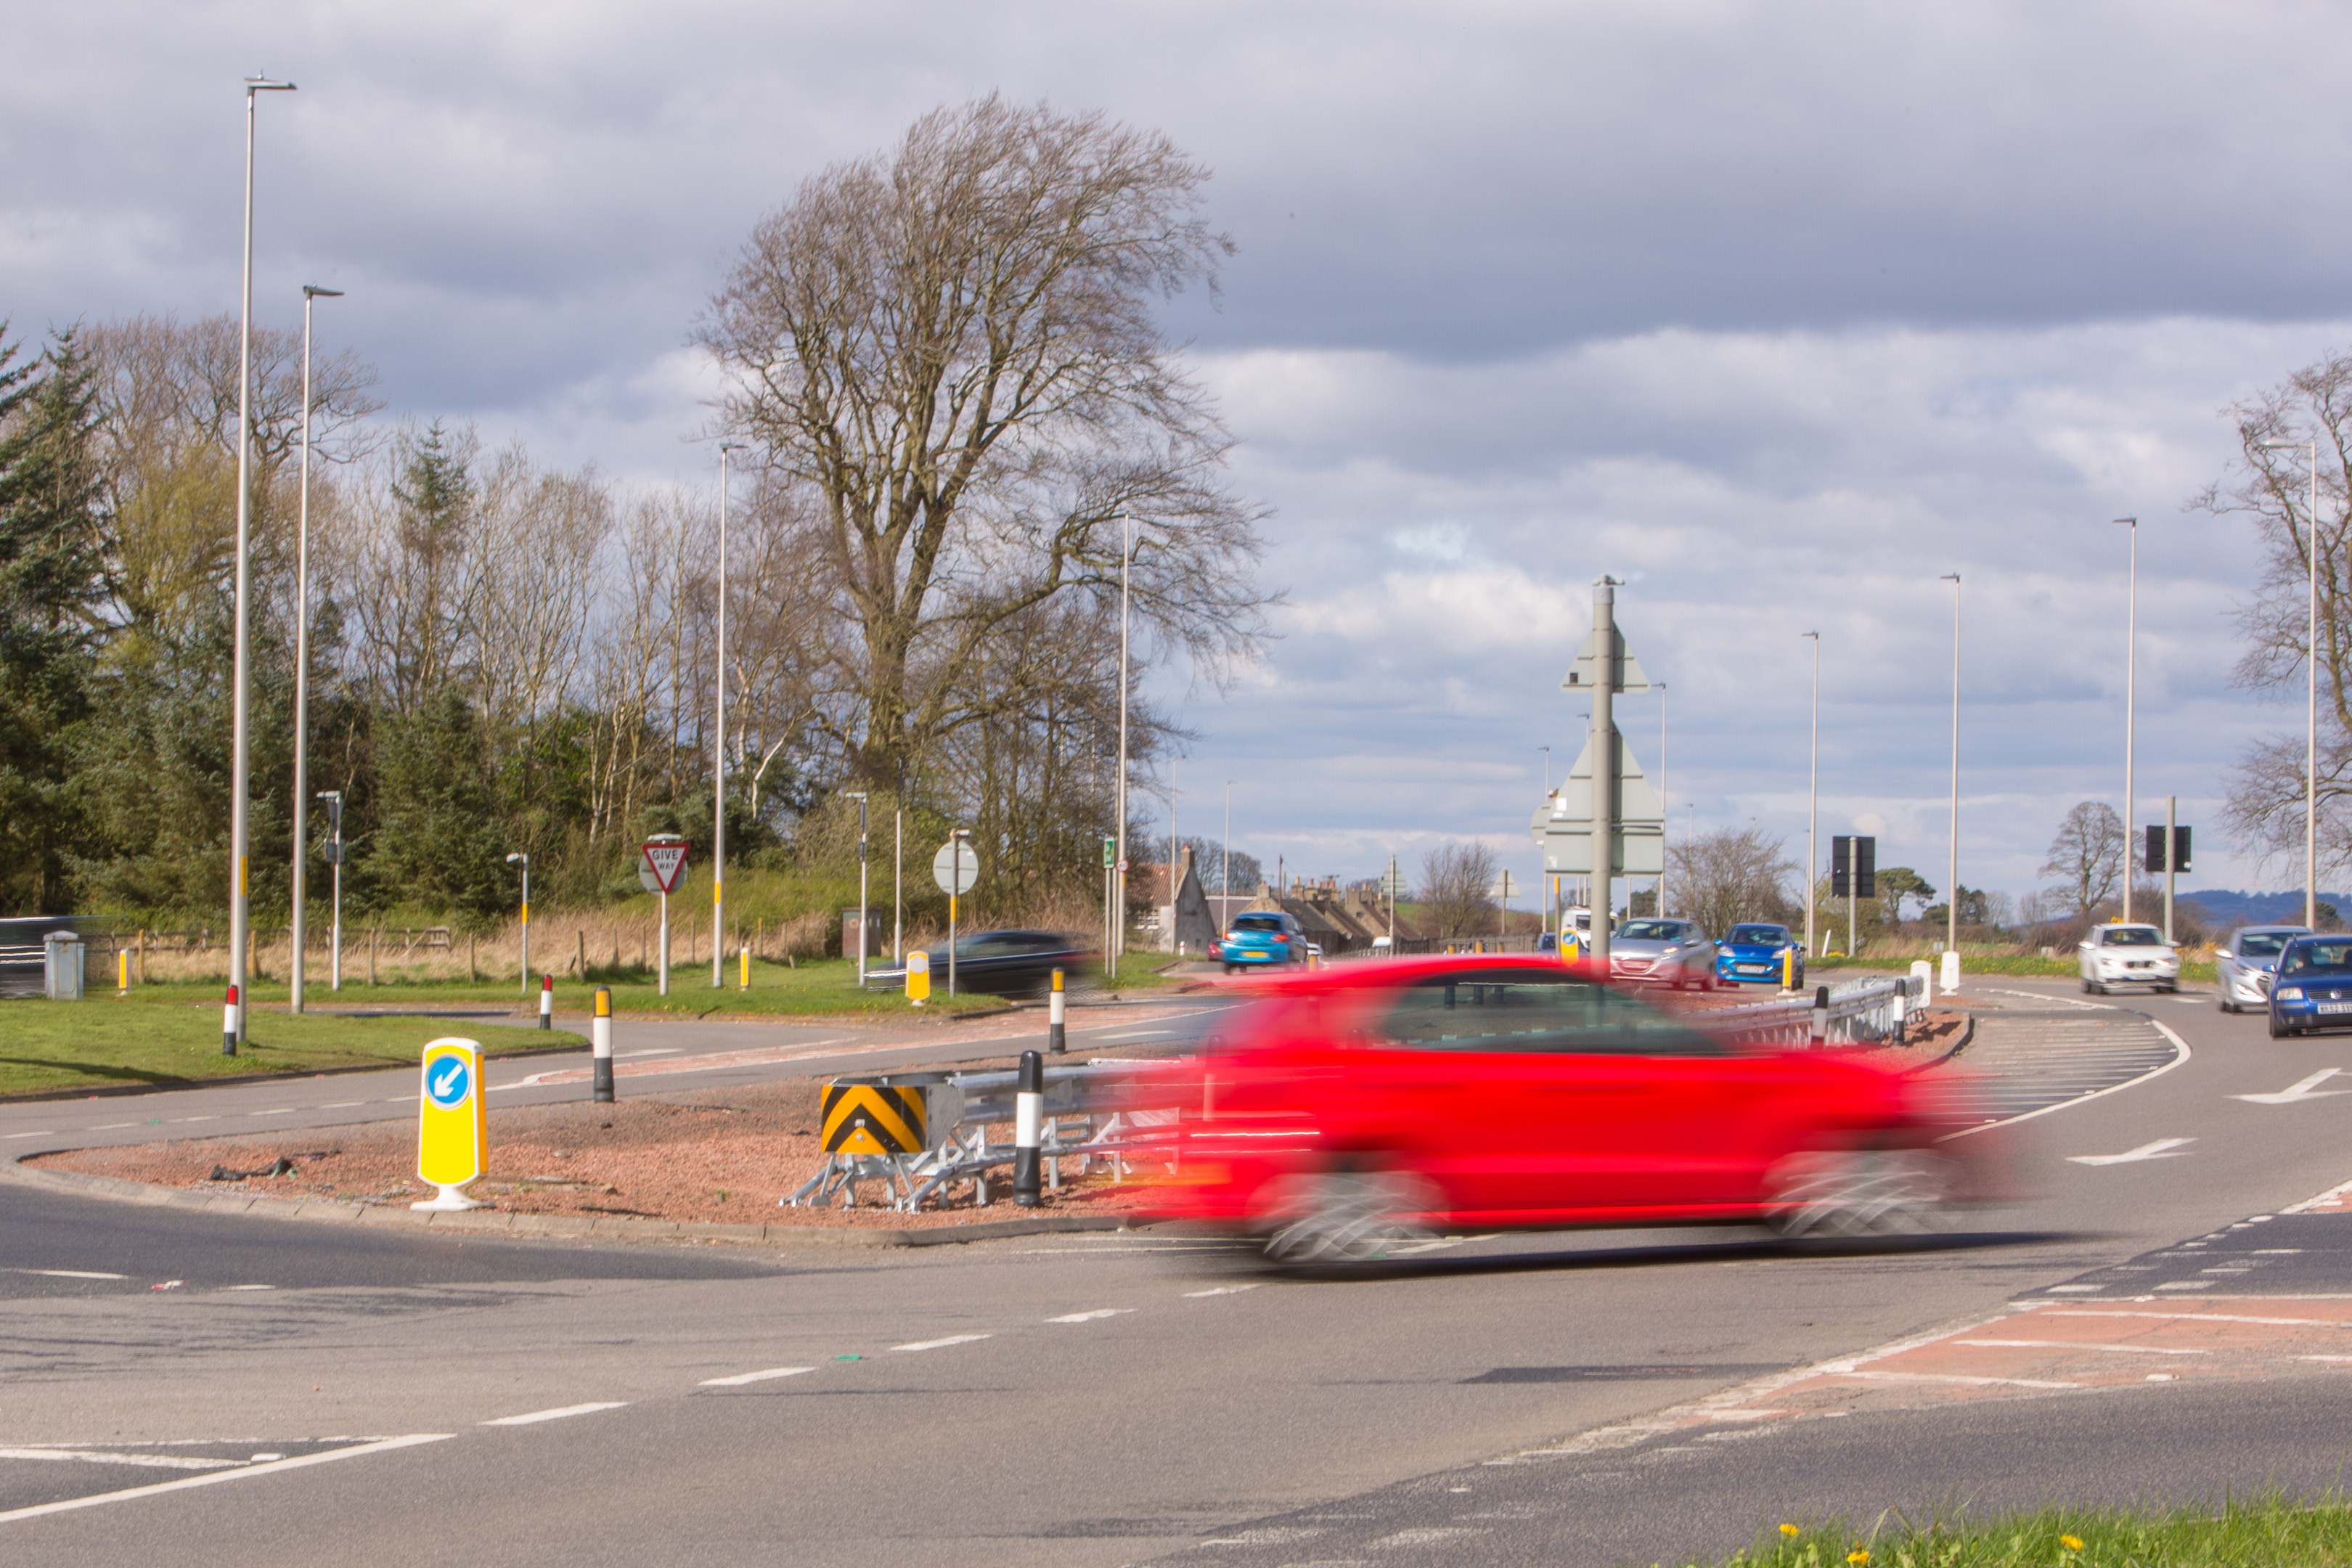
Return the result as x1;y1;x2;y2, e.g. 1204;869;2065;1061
2238;933;2295;957
2102;927;2163;947
1617;920;1686;942
2281;942;2352;976
1379;971;1723;1056
1233;915;1283;933
1726;926;1788;945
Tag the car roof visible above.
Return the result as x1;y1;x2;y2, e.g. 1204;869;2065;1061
2241;925;2313;935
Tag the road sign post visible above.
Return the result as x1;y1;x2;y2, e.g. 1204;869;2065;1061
932;833;979;997
412;1037;487;1211
640;836;690;997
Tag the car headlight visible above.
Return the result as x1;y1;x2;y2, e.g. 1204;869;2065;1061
2278;987;2305;1002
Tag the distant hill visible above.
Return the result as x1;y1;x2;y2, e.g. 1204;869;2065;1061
2174;889;2347;928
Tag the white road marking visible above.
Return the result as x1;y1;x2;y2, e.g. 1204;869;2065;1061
89;1123;138;1130
2045;1284;2103;1293
223;1285;274;1291
2231;1068;2350;1106
1953;1338;2208;1355
1045;1309;1133;1323
481;1402;629;1426
1983;987;2118;1010
2068;1138;2195;1166
617;1048;683;1058
175;1116;219;1124
1841;1369;2082;1389
0;1447;243;1471
2;1268;127;1280
892;1334;992;1352
0;1434;454;1523
1;1131;55;1140
320;1101;365;1108
1098;1029;1176;1042
700;1367;815;1387
1944;1018;2192;1140
253;1108;295;1116
1183;1285;1259;1298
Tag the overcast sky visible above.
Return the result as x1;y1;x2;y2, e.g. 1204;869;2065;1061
12;1;2352;912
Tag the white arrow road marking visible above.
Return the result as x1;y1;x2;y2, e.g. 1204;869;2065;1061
2069;1138;2195;1166
2231;1068;2351;1105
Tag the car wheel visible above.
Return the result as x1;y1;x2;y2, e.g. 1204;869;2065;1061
2081;977;2094;993
1766;1148;1951;1239
1257;1167;1440;1268
2269;1010;2290;1039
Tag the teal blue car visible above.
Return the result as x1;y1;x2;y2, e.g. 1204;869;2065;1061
1715;923;1804;987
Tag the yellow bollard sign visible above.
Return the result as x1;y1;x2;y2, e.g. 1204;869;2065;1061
822;1082;926;1156
905;949;930;1004
412;1037;488;1212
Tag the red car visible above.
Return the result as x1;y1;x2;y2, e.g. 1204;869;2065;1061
1129;955;1982;1265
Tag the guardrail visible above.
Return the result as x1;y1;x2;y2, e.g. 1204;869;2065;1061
1703;974;1924;1047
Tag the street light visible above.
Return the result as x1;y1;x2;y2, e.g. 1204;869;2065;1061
1656;685;1668;920
505;852;529;991
226;70;295;1052
288;282;343;1016
2115;517;2137;923
845;791;869;986
1941;573;1962;957
714;441;743;987
1802;633;1819;957
1222;778;1234;933
1539;745;1553;932
2257;441;2321;930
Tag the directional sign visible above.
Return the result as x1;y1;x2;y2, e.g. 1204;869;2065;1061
1380;867;1410;897
1528;727;1666;875
416;1037;486;1189
2231;1069;2349;1106
933;838;979;896
640;837;690;895
1561;627;1651;694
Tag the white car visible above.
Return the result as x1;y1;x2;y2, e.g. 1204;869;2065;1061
2078;923;2179;995
2216;924;2313;1013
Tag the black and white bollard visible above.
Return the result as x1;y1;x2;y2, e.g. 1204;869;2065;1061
1048;968;1066;1055
592;986;614;1103
538;973;553;1030
221;984;239;1056
1891;987;1908;1045
1013;1049;1045;1207
1810;984;1830;1048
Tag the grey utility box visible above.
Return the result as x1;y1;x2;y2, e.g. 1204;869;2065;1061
43;931;84;1001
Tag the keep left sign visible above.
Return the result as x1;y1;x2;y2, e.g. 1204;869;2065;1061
415;1037;488;1206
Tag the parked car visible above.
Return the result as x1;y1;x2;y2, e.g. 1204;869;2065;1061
2267;935;2352;1037
1124;955;1984;1263
1715;923;1805;988
2217;925;2314;1014
863;929;1093;999
2078;922;2179;995
1609;918;1718;990
1214;911;1308;973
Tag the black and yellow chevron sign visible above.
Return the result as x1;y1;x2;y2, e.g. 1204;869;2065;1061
822;1082;926;1155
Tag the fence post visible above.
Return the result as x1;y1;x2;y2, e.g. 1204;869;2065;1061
592;987;614;1103
1810;984;1829;1047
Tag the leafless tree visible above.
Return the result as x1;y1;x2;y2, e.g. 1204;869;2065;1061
2196;350;2352;878
1666;826;1797;942
700;94;1277;791
2041;800;2123;919
1418;841;1499;938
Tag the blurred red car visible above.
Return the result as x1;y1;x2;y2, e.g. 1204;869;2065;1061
1128;955;1981;1264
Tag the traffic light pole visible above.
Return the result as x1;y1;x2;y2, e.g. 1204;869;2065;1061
2164;794;2176;945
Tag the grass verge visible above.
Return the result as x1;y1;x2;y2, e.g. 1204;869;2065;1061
1707;1495;2351;1568
0;1000;584;1099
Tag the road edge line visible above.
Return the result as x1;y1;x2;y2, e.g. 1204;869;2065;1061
1940;1015;2192;1141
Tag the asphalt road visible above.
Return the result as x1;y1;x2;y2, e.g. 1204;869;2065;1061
6;973;2352;1564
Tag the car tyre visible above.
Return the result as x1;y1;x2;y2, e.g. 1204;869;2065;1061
1766;1148;1950;1239
1257;1167;1440;1268
2269;1010;2290;1040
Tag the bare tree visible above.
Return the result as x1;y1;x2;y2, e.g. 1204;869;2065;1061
700;94;1277;790
1418;841;1498;938
2041;800;2123;919
1665;826;1797;942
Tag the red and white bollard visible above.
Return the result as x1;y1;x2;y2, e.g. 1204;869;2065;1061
1048;968;1066;1055
538;973;553;1030
221;984;239;1057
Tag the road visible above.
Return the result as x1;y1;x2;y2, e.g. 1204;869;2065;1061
4;973;2351;1564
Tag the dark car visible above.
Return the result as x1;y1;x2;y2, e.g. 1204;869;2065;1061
1214;911;1308;973
865;928;1093;999
2267;936;2352;1037
1715;923;1804;988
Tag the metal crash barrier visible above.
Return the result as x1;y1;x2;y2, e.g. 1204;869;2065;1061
1703;973;1925;1048
785;1059;1169;1213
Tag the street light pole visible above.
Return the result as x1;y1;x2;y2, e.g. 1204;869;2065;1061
846;791;869;985
2259;441;2322;930
714;442;743;987
227;72;295;1050
505;852;530;992
1222;779;1233;933
1539;745;1553;933
1657;685;1668;920
2115;517;2137;923
1942;573;1962;956
288;282;341;1017
1802;634;1818;957
1114;515;1133;979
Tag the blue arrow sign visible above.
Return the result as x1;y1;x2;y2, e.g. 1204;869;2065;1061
426;1056;471;1110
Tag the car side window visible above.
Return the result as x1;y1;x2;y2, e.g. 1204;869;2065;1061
1377;971;1723;1056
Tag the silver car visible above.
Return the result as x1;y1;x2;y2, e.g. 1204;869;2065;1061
2217;924;2313;1014
1607;918;1719;990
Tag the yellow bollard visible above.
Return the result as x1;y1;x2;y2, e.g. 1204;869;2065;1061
738;944;750;989
1781;945;1794;990
118;950;129;995
906;950;931;1006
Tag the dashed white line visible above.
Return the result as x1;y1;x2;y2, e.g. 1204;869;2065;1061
2;1268;128;1280
0;1434;455;1523
320;1101;365;1108
1183;1285;1259;1298
700;1366;816;1387
892;1334;992;1352
1;1131;55;1140
481;1402;629;1426
89;1122;138;1130
253;1108;296;1116
1045;1309;1133;1323
222;1284;275;1291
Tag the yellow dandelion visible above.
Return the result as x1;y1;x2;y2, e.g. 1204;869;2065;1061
1847;1552;1870;1565
1781;1525;1802;1538
2061;1537;2084;1553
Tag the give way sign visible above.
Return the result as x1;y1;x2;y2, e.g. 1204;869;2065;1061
640;838;690;895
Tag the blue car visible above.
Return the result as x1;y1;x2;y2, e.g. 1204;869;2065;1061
2268;935;2352;1038
1715;923;1805;988
1214;911;1307;973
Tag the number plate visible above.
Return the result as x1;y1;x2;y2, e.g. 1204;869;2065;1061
2318;1003;2352;1015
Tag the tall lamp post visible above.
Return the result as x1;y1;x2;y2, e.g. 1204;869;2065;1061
288;282;342;1015
1656;685;1668;919
505;852;530;991
1539;745;1553;932
1941;573;1962;955
846;791;869;985
1113;515;1135;978
1222;779;1234;932
2258;440;2322;930
713;441;743;986
1802;633;1819;957
226;71;295;1052
2115;517;2137;923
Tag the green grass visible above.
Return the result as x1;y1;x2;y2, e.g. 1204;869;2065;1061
1810;953;2220;983
1697;1497;2352;1568
0;997;584;1099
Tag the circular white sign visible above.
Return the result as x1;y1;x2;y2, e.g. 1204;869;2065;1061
931;840;979;895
